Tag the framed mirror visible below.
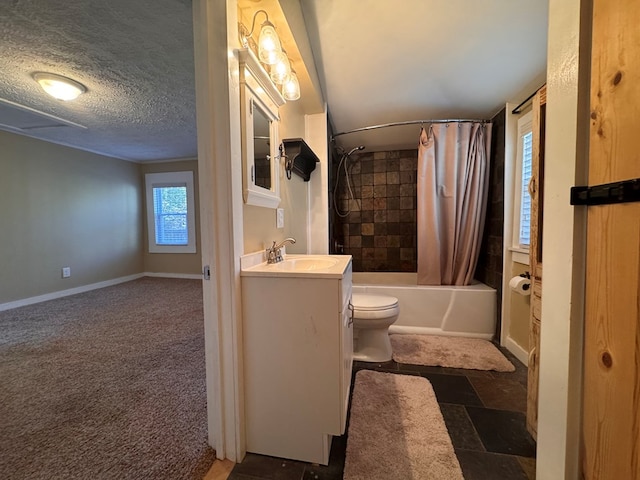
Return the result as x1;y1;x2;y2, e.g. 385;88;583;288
252;100;272;191
238;48;285;208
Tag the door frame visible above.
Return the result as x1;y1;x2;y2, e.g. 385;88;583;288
193;0;246;462
191;0;594;475
535;0;591;478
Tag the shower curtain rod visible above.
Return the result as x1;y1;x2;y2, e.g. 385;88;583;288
331;118;489;139
511;84;546;114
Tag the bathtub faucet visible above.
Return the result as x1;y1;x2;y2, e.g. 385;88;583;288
266;237;296;264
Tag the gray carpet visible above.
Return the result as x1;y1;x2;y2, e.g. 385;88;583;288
0;277;215;480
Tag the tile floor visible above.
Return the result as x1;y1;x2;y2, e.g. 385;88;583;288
228;347;535;480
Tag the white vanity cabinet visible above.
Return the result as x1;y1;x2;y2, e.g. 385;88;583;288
240;256;353;465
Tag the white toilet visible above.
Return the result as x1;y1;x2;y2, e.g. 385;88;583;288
351;293;400;362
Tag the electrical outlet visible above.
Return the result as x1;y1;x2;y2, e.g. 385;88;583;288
62;267;71;278
276;208;284;228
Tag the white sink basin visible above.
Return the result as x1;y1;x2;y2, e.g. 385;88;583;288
275;257;338;271
240;253;351;278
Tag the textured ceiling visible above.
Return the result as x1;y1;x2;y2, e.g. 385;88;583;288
301;0;549;152
0;0;549;162
0;0;195;162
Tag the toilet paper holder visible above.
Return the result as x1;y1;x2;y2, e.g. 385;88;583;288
511;272;531;293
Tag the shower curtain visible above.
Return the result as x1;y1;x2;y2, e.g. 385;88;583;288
417;123;492;285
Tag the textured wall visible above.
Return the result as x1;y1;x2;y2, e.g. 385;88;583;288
334;149;417;272
475;108;506;333
0;130;143;304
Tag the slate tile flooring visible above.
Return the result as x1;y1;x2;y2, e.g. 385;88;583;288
228;347;536;480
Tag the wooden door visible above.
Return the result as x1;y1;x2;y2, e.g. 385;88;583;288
582;0;640;478
526;85;546;440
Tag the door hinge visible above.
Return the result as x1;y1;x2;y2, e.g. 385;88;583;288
570;178;640;206
203;265;211;280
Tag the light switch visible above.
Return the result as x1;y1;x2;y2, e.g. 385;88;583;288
276;208;284;228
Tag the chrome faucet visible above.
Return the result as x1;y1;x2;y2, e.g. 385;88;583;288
266;237;296;264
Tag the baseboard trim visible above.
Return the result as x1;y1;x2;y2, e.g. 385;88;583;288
505;336;529;366
0;273;145;312
143;272;202;280
0;272;203;312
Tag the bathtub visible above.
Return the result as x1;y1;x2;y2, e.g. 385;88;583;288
352;272;496;340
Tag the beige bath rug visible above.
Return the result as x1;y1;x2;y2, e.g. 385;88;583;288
344;370;463;480
390;334;515;372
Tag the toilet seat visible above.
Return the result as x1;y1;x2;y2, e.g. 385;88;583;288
351;293;399;320
351;293;399;310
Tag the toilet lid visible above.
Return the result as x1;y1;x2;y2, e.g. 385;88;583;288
351;293;399;311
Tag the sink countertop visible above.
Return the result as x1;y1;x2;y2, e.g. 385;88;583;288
240;253;352;279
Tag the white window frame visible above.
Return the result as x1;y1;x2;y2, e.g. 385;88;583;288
511;110;533;265
145;171;196;254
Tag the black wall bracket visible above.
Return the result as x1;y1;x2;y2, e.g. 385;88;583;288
281;138;320;182
570;178;640;206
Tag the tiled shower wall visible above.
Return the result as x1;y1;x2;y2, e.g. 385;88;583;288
332;121;503;281
333;149;418;272
475;108;506;331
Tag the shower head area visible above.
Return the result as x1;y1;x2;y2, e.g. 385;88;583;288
332;144;367;220
330;141;419;272
347;145;365;156
329;118;498;286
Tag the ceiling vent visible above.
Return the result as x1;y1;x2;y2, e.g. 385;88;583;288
0;98;86;132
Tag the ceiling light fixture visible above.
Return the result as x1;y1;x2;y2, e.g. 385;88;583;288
33;72;86;101
238;10;299;101
239;10;282;66
257;19;282;65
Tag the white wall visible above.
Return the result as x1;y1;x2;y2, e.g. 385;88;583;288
501;99;533;364
306;110;329;254
194;0;330;463
193;0;247;460
536;0;590;477
242;100;311;255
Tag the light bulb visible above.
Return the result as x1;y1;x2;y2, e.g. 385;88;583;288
270;52;291;85
283;70;300;101
33;73;86;101
258;21;282;65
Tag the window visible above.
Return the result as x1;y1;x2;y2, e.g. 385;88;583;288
512;111;533;251
518;130;533;246
153;185;188;245
145;171;196;253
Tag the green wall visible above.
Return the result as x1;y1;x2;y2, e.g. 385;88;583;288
0;132;205;305
0;131;143;304
0;132;143;303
